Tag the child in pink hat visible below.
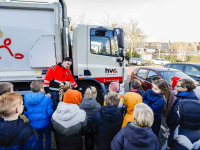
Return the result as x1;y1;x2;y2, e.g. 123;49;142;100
105;82;126;115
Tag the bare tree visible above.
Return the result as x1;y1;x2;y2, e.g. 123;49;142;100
99;12;123;28
70;11;92;27
176;42;188;61
121;19;147;51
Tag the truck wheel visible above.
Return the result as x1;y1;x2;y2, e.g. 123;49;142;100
77;81;104;105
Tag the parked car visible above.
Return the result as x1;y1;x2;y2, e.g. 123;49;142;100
125;59;128;66
129;58;145;66
151;58;171;65
164;63;200;83
129;67;200;92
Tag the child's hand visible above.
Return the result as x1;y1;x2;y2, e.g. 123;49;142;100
45;93;51;98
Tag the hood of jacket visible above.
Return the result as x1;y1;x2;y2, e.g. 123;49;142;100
79;97;99;110
179;99;200;130
125;122;156;147
176;91;198;100
0;119;24;146
100;105;121;123
24;92;45;105
124;92;142;114
55;102;79;121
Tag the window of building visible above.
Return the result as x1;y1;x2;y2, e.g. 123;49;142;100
188;44;191;46
161;43;169;49
191;50;194;52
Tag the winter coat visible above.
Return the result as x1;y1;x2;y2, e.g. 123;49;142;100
162;100;200;150
24;92;54;130
0;119;38;149
142;89;166;122
165;89;178;118
130;89;144;96
91;105;123;150
79;97;101;121
121;92;142;128
111;122;159;150
51;102;88;150
166;90;199;131
44;62;77;93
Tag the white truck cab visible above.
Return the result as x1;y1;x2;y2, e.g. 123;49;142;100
0;0;127;104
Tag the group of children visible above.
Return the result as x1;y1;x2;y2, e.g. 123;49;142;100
0;75;200;150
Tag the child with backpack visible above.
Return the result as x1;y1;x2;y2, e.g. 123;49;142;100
162;100;200;150
166;78;199;132
24;80;54;150
79;86;101;150
143;79;170;137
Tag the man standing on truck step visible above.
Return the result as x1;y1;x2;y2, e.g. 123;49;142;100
44;57;78;110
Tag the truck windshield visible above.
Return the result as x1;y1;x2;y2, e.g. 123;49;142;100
90;29;119;57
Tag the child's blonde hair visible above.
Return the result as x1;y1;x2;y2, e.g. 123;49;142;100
105;92;120;106
0;92;22;117
0;82;13;96
30;80;43;92
59;81;71;101
85;86;97;98
133;103;154;127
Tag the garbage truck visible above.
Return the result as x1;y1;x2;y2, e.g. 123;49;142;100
0;0;127;105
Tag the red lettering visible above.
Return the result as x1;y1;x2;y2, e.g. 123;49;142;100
0;38;24;59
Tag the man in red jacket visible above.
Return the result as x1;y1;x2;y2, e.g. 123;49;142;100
44;57;78;110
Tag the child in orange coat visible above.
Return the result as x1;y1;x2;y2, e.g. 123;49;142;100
121;92;142;128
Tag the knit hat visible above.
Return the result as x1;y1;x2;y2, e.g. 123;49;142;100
172;76;181;88
109;82;119;92
64;57;72;62
63;89;82;105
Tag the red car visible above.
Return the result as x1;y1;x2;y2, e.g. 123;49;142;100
129;67;200;91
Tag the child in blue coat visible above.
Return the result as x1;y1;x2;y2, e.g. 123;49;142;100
0;93;38;149
143;79;170;137
24;80;54;150
111;103;159;150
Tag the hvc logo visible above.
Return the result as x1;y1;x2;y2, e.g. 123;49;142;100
105;68;118;73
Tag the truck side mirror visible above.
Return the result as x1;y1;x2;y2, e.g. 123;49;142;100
118;32;124;48
114;28;124;48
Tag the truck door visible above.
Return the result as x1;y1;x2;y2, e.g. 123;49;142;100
87;26;123;84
